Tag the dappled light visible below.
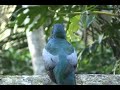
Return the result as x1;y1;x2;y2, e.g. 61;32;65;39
0;5;120;75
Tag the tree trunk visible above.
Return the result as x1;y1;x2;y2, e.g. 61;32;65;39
26;27;46;75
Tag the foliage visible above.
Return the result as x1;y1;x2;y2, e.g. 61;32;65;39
0;5;120;75
0;48;33;75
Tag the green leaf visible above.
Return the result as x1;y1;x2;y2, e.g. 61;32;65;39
98;34;104;44
80;11;95;29
89;41;98;53
16;13;27;26
7;21;16;28
67;15;80;41
24;6;48;31
78;47;89;60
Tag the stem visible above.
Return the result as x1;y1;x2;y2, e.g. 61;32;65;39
48;7;119;17
92;11;118;16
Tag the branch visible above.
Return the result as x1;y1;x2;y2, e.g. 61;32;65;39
92;11;119;16
0;74;120;85
48;7;119;17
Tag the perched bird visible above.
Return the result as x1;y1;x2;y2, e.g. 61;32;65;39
42;24;78;85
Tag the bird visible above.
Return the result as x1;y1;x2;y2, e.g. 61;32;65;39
42;23;78;85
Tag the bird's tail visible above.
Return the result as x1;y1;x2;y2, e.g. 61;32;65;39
53;54;76;85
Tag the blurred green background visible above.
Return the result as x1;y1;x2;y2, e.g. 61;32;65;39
0;5;120;75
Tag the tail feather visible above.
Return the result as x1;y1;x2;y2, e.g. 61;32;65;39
53;54;76;85
47;69;57;83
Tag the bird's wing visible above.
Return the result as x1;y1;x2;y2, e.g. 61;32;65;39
67;49;78;67
42;48;59;83
42;48;59;70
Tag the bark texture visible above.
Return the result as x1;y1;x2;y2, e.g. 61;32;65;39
26;27;46;75
0;74;120;85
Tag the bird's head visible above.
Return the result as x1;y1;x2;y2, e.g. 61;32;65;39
52;24;66;39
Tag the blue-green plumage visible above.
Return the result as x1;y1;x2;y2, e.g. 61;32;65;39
42;24;77;85
53;54;76;85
